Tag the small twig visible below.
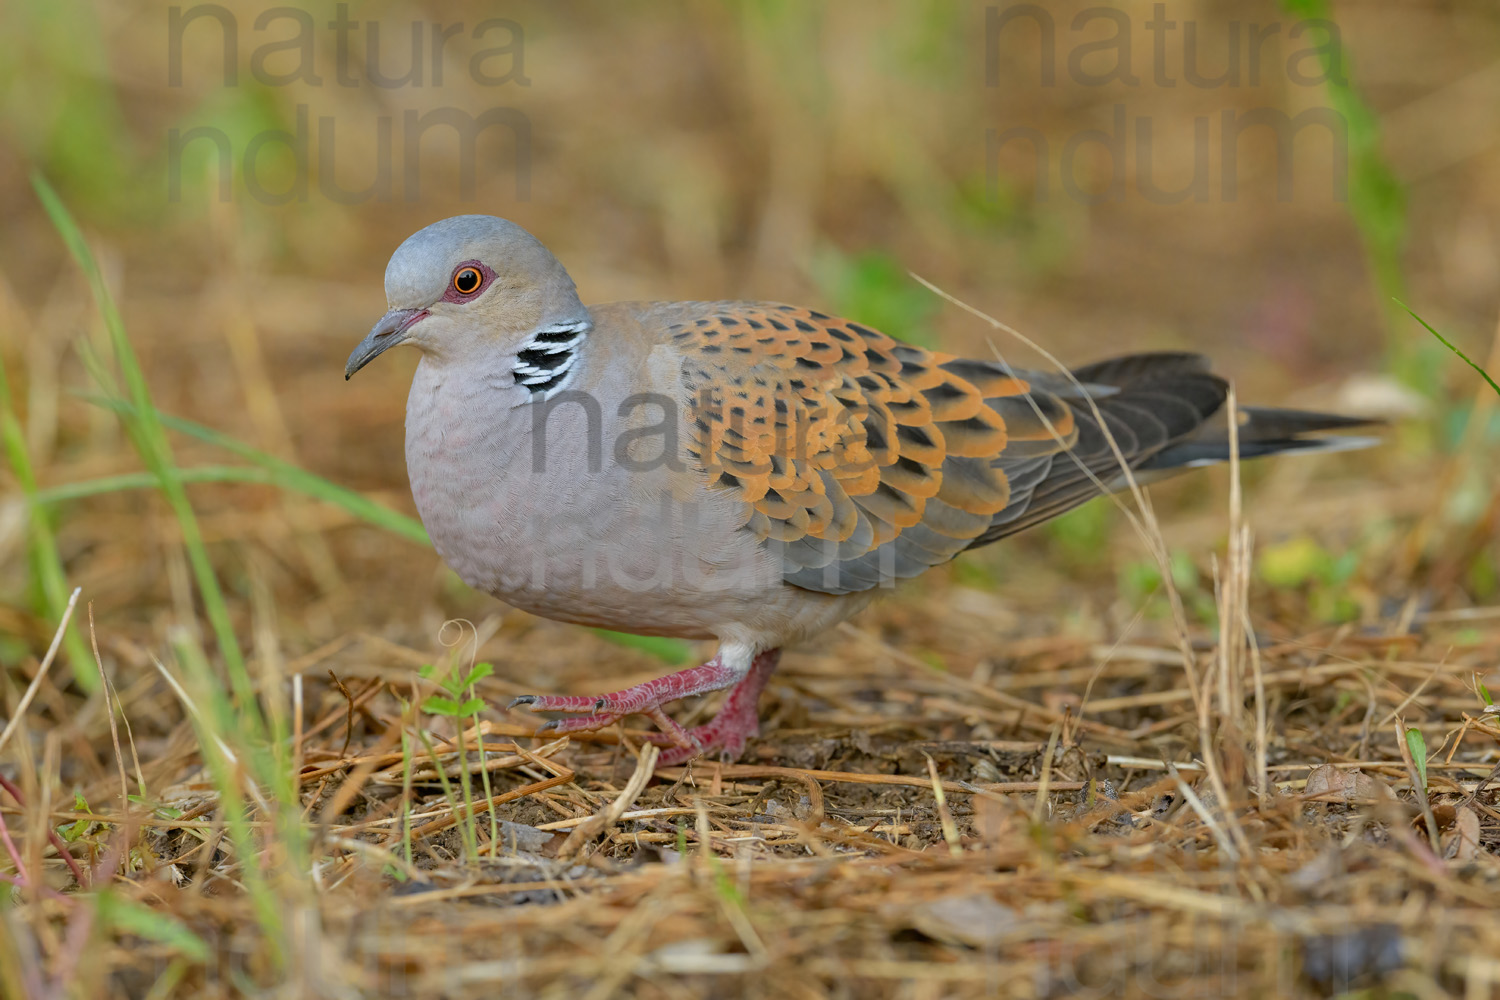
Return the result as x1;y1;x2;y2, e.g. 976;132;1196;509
1166;763;1238;862
0;587;81;757
654;763;1085;796
1033;724;1061;826
408;770;574;841
1107;756;1206;772
1379;651;1450;727
0;791;28;887
89;602;131;813
327;669;357;759
314;710;408;842
1459;759;1500;812
923;754;962;858
292;672;304;783
0;772;88;889
557;743;659;859
301;676;383;743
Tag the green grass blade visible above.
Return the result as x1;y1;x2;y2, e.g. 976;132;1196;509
33;466;275;505
592;629;693;665
81;397;430;545
471;699;499;855
96;893;210;964
32;173;254;715
1278;0;1407;354
1404;726;1428;792
167;631;285;963
400;717;415;866
414;725;478;862
0;351;96;688
1400;302;1500;400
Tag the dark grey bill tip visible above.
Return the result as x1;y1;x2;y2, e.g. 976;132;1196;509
345;308;429;379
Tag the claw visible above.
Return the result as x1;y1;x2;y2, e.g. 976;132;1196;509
501;650;780;758
531;713;623;737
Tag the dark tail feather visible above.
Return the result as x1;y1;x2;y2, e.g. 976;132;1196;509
1064;351;1382;473
961;352;1379;547
1138;405;1383;471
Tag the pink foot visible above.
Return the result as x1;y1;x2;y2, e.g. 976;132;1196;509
509;649;781;764
650;650;781;765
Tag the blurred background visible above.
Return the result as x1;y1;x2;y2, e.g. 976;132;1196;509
8;6;1500;991
2;0;1498;676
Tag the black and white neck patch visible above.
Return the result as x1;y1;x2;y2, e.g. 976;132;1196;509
513;319;591;399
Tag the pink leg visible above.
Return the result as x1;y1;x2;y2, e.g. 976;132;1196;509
508;649;782;764
509;655;742;720
652;650;781;766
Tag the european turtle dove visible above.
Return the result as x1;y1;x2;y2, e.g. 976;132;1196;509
346;215;1374;765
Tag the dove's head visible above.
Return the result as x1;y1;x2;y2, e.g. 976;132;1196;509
345;215;587;379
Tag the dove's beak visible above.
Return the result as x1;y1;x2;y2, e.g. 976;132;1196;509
345;308;429;379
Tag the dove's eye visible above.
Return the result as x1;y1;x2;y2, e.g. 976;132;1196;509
453;266;483;295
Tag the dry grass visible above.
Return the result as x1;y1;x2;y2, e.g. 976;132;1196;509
5;281;1500;994
5;1;1500;996
6;552;1500;997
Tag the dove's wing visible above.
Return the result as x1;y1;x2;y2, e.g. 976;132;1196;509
667;305;1199;593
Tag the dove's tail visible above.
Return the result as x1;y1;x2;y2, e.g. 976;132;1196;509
1136;403;1382;471
1066;351;1383;474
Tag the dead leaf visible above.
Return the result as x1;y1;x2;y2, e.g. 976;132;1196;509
1441;805;1482;861
973;794;1022;846
1301;765;1394;804
904;893;1021;949
1286;848;1342;891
